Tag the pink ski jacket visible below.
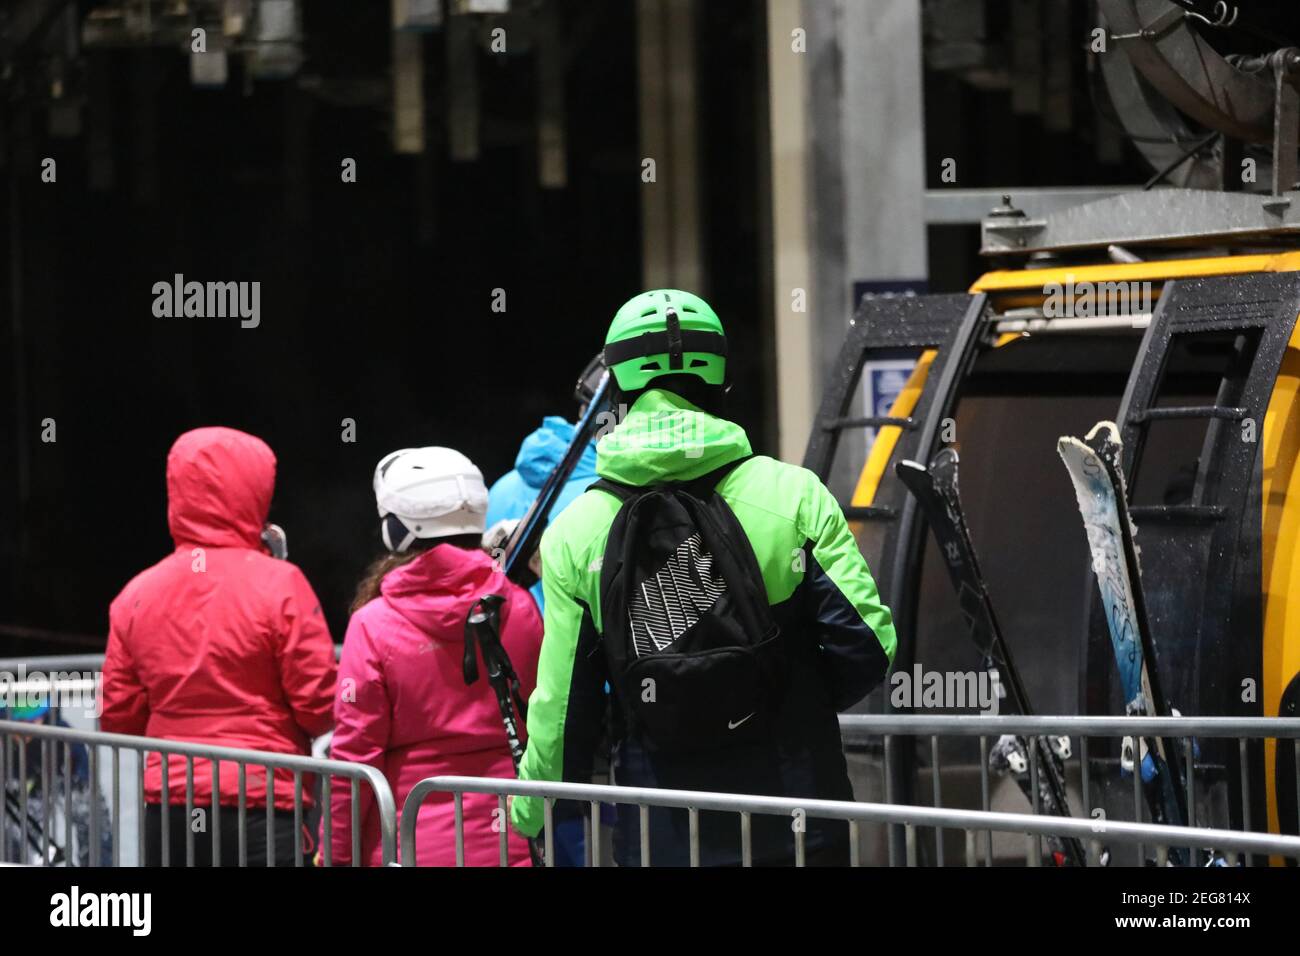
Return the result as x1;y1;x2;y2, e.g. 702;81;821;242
326;544;542;866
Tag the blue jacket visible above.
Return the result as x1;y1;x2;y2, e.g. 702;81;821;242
487;417;599;609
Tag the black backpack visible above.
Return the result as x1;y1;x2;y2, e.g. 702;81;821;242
593;456;785;752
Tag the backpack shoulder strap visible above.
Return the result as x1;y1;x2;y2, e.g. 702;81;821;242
589;476;638;502
682;453;754;496
590;454;754;503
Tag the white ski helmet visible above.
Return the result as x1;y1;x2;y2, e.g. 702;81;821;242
373;447;489;552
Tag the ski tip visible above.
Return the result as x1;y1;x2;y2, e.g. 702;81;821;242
896;459;926;477
930;446;959;469
1056;434;1088;457
1084;420;1120;445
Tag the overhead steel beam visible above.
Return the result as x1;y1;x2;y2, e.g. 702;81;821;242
980;187;1300;255
927;187;1141;225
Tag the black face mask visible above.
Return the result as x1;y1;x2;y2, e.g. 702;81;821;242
613;373;731;419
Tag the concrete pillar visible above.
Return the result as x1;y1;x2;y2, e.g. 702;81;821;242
637;0;703;292
779;0;927;476
767;0;816;463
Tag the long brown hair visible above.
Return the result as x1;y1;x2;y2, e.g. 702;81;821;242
351;551;422;613
350;534;485;614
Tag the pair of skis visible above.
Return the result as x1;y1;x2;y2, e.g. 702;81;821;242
899;422;1192;865
1057;422;1191;866
897;451;1089;867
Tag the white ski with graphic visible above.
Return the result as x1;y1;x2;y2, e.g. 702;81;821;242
1057;421;1190;859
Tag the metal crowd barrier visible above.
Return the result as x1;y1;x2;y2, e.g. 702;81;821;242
5;654;1300;867
837;713;1300;866
402;774;1300;867
0;719;396;867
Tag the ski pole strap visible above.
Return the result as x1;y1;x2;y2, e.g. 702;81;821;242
463;593;529;720
463;594;506;686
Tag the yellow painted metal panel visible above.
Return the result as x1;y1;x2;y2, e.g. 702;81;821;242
971;252;1300;293
1261;318;1300;852
851;350;937;509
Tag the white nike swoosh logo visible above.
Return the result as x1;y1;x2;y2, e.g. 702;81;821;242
727;713;755;730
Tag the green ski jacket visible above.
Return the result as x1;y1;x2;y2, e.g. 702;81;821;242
510;389;896;864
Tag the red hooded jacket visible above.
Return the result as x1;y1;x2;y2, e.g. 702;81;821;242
101;427;337;809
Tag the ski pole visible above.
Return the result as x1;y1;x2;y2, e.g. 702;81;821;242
464;595;544;866
502;371;611;584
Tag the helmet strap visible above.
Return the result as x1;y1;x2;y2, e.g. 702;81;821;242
665;306;684;370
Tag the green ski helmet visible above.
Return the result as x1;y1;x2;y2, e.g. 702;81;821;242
603;289;727;391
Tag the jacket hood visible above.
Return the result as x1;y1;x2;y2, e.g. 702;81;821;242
380;544;507;639
515;416;598;488
167;427;276;549
596;389;752;486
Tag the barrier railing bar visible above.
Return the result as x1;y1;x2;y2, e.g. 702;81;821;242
41;738;51;863
238;763;248;868
19;742;28;856
930;735;943;867
1080;735;1092;864
1028;740;1041;863
883;733;896;867
1184;738;1198;866
88;744;99;867
161;754;170;868
212;760;221;868
839;715;1300;737
350;778;360;867
543;798;555;868
404;776;1300;860
185;757;195;868
1239;738;1252;836
1;737;9;864
293;771;303;868
453;792;464;867
641;804;652;868
0;720;395;867
63;744;72;866
321;775;331;868
497;794;508;867
1133;744;1143;863
743;806;754;868
267;770;276;868
688;807;700;868
111;743;120;868
978;735;991;867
